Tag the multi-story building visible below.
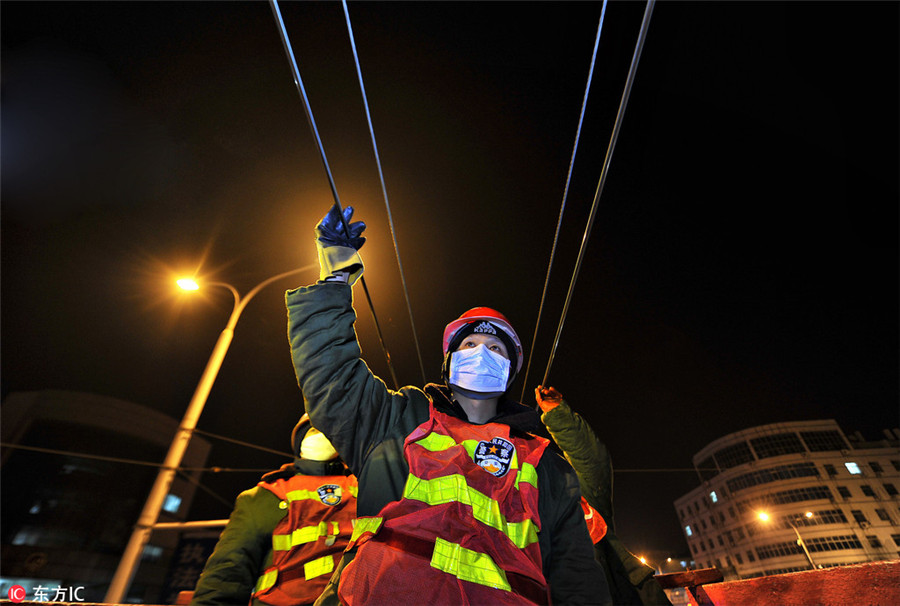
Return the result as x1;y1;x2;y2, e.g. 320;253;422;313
674;420;900;579
1;390;212;603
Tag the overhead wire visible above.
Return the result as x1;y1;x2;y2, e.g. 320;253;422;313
341;0;427;386
1;441;709;474
520;0;609;402
543;0;657;386
268;0;400;389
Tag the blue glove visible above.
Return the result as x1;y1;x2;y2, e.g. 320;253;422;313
316;205;366;249
315;205;366;285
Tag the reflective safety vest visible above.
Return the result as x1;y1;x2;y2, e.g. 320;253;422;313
338;405;551;605
252;473;357;606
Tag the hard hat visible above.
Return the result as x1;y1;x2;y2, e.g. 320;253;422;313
442;307;523;374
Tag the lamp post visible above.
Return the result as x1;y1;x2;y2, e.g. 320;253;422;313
104;266;310;603
757;511;817;570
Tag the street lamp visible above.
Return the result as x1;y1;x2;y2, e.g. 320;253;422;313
104;265;312;603
757;510;817;570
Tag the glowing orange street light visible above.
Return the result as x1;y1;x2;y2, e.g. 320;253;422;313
105;265;313;603
756;510;817;570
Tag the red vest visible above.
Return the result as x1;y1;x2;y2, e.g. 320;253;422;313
339;405;551;605
252;473;357;606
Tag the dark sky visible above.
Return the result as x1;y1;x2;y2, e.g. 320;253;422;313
2;1;898;561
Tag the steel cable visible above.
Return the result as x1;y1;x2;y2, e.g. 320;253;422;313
520;0;609;402
341;0;427;385
543;0;656;386
269;0;400;389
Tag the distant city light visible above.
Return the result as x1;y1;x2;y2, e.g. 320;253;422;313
177;278;200;291
757;511;770;522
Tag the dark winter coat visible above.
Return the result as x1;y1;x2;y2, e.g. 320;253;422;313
540;400;673;606
286;282;610;606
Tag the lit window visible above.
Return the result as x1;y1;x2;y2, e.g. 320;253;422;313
710;491;718;503
163;494;182;514
845;462;862;475
685;525;693;537
142;545;164;561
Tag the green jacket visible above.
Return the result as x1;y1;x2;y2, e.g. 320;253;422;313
190;458;348;606
541;401;673;606
286;282;611;605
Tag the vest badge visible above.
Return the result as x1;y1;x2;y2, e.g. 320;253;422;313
473;437;515;477
317;484;343;506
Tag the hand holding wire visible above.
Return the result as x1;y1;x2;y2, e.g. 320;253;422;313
535;385;564;413
316;205;366;250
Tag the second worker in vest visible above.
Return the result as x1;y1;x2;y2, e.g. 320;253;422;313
286;205;612;605
191;415;358;606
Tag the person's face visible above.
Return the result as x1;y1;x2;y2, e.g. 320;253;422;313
456;333;509;360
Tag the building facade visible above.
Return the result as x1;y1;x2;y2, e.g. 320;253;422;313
1;390;212;603
674;420;900;579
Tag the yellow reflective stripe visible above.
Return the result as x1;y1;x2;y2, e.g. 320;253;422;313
254;568;277;594
415;432;457;452
350;516;383;542
404;474;538;548
349;485;358;497
272;522;334;551
304;554;335;580
430;537;511;591
515;462;538;490
415;432;524;475
284;489;320;502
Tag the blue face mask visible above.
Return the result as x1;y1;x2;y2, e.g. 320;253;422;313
449;343;511;397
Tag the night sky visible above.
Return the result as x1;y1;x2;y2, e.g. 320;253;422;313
2;1;898;562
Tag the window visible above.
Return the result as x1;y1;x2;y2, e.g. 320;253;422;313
708;539;714;550
867;535;882;549
747;550;756;562
719;512;725;523
718;536;724;547
710;491;718;504
851;510;868;524
770;485;832;504
876;509;891;522
735;552;744;565
823;464;837;476
799;430;849;452
837;486;851;499
750;433;805;459
861;485;875;497
884;483;898;497
685;525;693;537
727;462;819;494
845;462;862;475
870;461;884;474
891;460;900;472
891;533;900;547
734;527;746;541
729;506;736;519
715;441;755;470
700;519;707;530
162;494;182;514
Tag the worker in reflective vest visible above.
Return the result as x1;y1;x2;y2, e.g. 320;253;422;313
190;415;357;606
536;386;672;606
285;205;611;605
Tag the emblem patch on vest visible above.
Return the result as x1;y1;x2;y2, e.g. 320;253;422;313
474;437;515;477
317;484;342;506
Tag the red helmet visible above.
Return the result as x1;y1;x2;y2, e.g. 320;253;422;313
442;307;523;373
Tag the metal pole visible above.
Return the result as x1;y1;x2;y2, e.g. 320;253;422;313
789;521;818;569
104;266;309;603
